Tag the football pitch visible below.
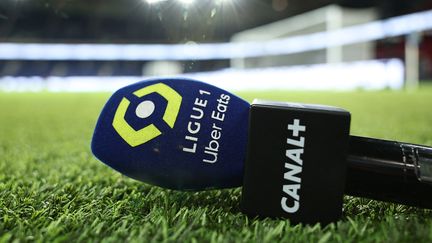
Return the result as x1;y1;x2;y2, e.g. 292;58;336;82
1;87;432;242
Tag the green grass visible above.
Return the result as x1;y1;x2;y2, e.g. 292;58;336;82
1;87;432;242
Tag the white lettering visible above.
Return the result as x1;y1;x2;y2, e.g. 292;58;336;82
281;119;306;214
281;197;300;213
286;149;303;165
283;162;302;183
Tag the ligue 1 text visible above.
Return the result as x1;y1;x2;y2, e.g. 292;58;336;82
182;90;231;164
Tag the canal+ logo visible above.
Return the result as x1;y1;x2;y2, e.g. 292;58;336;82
112;83;182;147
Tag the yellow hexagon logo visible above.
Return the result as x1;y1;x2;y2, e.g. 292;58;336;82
112;83;182;147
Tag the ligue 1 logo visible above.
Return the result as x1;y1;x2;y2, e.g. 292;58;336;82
112;83;182;147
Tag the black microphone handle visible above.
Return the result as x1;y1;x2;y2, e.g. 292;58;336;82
346;136;432;208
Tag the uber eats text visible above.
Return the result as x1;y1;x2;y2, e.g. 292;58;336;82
182;89;230;163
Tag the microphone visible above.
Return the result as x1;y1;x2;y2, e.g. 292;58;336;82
91;78;250;190
91;78;432;208
346;136;432;208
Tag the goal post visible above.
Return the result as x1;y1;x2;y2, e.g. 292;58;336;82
230;5;378;68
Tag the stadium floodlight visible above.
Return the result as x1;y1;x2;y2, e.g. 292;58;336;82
0;9;431;61
0;59;404;92
178;0;195;5
145;0;166;4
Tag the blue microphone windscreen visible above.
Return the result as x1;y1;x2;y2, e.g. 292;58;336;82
91;78;250;190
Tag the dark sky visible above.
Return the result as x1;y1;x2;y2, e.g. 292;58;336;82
0;0;431;43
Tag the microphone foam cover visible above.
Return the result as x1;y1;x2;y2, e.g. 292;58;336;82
91;78;250;190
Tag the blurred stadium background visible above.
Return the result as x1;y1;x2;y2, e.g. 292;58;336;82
1;0;431;92
2;1;432;241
